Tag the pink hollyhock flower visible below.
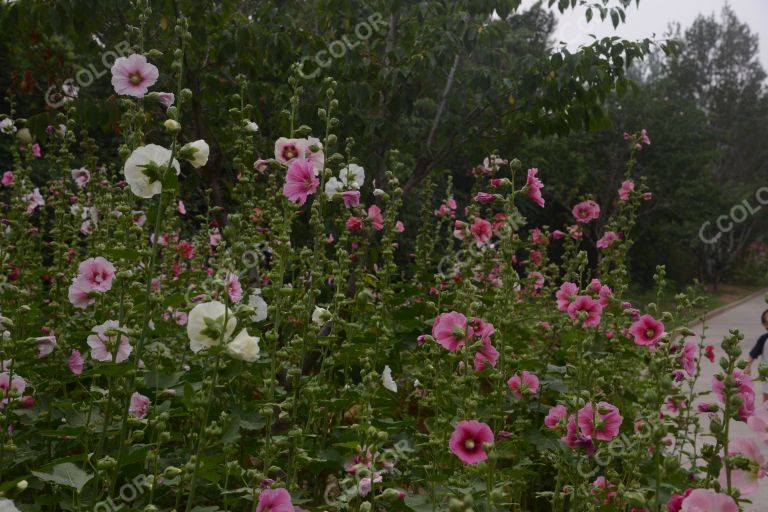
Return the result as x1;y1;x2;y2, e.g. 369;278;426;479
526;168;545;207
629;314;666;347
32;143;41;158
256;488;294;512
68;350;85;375
474;192;496;204
640;129;651;145
453;220;467;240
87;320;132;363
592;476;617;504
449;420;494;464
747;408;768;444
395;220;405;233
156;92;175;107
680;489;737;512
432;312;469;351
129;392;151;419
718;437;765;494
572;200;600;223
1;171;13;186
76;257;116;293
341;190;360;208
712;369;755;420
35;335;57;358
177;200;186;214
529;271;545;290
346;216;363;232
507;371;539;398
643;192;653;200
71;167;90;188
24;187;45;214
68;279;95;309
667;489;692;512
562;415;595;454
705;345;715;362
368;205;384;231
470;218;492;247
0;372;26;397
577;402;622;441
111;54;159;97
619;180;635;201
275;138;301;164
680;341;697;377
358;472;383;497
283;158;319;205
545;404;568;430
473;339;499;371
226;273;243;303
596;231;619;249
567;296;603;327
556;282;579;311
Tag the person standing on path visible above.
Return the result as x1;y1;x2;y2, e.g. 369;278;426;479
745;308;768;403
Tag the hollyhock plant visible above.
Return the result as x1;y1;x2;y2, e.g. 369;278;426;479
449;420;494;464
470;218;492;247
256;488;294;512
367;205;384;231
526;167;545;207
283;158;319;205
71;167;90;188
718;437;766;494
507;371;539;398
571;200;600;223
76;257;116;293
129;392;151;419
567;295;603;327
68;350;85;375
473;338;499;371
712;369;755;420
545;405;568;430
562;415;595;455
431;311;468;351
87;320;132;363
618;179;635;200
680;341;697;377
629;314;666;347
596;231;619;249
179;140;210;168
24;188;45;214
110;53;159;97
226;329;261;362
225;273;243;303
577;402;622;441
1;170;13;186
556;282;579;311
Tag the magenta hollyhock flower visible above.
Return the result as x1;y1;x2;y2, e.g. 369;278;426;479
431;312;468;351
2;171;13;186
76;257;116;293
567;295;603;327
346;216;363;232
111;54;159;98
87;320;133;363
544;404;568;430
680;341;697;377
679;489;737;512
507;371;539;398
367;205;384;231
629;314;666;347
577;402;622;441
283;158;319;205
556;282;579;311
572;200;600;223
256;488;294;512
473;338;499;371
68;350;85;375
618;180;635;201
470;218;493;247
718;437;765;494
129;392;151;419
341;190;360;208
526;167;545;207
474;192;496;204
712;369;755;420
596;231;619;249
561;415;595;454
449;420;494;464
667;489;692;512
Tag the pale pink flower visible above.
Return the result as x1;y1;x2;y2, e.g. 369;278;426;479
68;350;85;375
31;143;41;158
556;282;579;311
629;314;666;347
597;231;619;249
449;420;494;464
156;92;175;107
177;200;186;214
35;335;57;358
431;311;468;351
76;257;116;293
619;180;635;201
529;271;545;290
24;187;45;214
718;437;765;494
572;200;600;223
87;320;132;363
577;402;622;441
71;167;90;188
226;273;243;303
367;205;384;231
453;220;467;240
747;408;768;444
526;168;545;207
274;137;302;165
1;171;13;186
470;218;492;247
341;190;360;208
712;369;755;420
283;158;319;205
129;392;151;419
680;341;697;377
395;220;405;233
680;489;736;512
507;371;539;398
68;278;95;309
640;129;651;145
0;371;26;408
567;295;602;327
111;54;159;97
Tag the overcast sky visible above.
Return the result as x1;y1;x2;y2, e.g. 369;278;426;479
519;0;768;70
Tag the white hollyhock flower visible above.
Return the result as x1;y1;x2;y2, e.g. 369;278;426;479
312;306;331;325
123;144;180;198
0;498;21;512
226;329;260;362
382;365;397;392
180;139;210;168
187;301;237;353
245;121;259;133
248;292;268;322
339;163;365;189
0;119;16;135
324;176;344;199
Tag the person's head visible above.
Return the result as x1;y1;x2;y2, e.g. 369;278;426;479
762;309;768;329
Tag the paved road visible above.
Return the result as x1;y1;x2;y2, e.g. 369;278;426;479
690;290;768;510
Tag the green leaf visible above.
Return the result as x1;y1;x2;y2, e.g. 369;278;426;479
32;462;93;492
